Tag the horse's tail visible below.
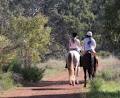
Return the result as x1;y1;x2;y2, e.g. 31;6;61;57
68;52;72;65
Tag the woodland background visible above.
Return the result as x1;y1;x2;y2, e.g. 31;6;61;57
0;0;120;91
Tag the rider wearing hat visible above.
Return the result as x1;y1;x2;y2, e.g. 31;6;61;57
83;31;96;53
83;31;98;68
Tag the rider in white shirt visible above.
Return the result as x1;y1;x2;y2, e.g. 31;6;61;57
83;31;98;68
83;31;96;53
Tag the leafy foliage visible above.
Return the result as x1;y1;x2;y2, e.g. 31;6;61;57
104;0;120;52
0;0;120;90
9;15;51;64
6;59;45;82
22;67;45;82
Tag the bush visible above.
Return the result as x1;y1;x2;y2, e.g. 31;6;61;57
8;59;22;73
2;59;45;83
22;66;45;82
97;51;111;57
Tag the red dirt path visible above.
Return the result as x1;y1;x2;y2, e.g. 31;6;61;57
0;68;86;98
0;65;102;98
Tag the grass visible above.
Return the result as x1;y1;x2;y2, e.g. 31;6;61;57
87;78;120;98
37;59;66;80
86;55;120;98
0;72;18;91
98;55;120;67
101;81;120;92
0;73;13;90
97;51;111;57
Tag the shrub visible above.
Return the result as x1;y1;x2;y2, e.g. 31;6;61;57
22;66;45;82
8;59;22;73
4;59;45;83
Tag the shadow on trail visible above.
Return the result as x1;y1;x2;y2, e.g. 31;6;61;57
4;92;120;98
31;87;78;91
23;80;84;87
4;93;83;98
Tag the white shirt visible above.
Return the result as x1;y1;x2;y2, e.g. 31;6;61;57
83;37;96;52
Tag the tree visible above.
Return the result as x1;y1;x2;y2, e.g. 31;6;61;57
8;15;51;67
103;0;120;52
40;0;96;51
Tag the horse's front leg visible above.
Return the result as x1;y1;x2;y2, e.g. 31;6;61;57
88;67;92;80
92;63;97;78
83;68;87;87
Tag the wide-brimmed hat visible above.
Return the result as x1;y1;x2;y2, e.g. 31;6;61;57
86;31;92;37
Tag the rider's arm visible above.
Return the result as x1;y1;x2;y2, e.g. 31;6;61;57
76;39;82;51
77;39;81;47
91;38;96;53
91;39;96;48
68;39;72;50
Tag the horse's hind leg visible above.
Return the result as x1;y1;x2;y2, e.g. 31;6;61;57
75;66;80;84
88;67;92;80
83;68;87;87
92;57;98;78
71;66;75;86
68;67;72;85
92;65;96;78
68;66;75;86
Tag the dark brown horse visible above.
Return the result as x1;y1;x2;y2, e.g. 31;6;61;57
80;51;98;87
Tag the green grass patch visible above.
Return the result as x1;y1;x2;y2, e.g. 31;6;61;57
43;65;65;79
87;61;120;98
101;81;120;92
0;72;20;91
87;91;120;98
87;79;120;98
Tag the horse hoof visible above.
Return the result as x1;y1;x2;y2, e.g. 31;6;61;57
71;81;75;86
84;84;86;87
72;83;75;86
69;82;72;85
75;81;79;84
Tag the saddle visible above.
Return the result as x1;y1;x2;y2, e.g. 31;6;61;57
69;48;80;53
80;51;95;67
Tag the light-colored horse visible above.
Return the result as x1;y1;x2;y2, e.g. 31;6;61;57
66;50;80;86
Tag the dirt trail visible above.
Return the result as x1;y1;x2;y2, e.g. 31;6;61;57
0;68;88;98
